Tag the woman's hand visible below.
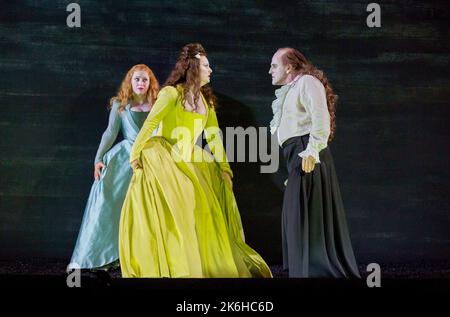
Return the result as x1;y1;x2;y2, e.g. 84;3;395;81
222;171;233;189
131;159;142;170
301;155;316;173
94;161;105;180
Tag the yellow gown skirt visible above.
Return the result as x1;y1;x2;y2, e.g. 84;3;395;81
118;137;272;278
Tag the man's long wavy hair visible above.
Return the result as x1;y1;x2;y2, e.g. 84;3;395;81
279;48;337;141
109;64;159;112
164;43;217;110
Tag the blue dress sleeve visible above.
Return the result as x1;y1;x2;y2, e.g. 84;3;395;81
94;100;122;164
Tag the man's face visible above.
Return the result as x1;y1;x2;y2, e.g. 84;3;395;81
269;51;289;86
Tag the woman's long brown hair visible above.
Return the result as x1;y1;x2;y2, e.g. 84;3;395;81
164;43;217;109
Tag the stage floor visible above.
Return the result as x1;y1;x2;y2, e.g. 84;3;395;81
1;258;449;278
0;259;448;312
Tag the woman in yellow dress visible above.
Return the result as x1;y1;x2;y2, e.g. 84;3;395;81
119;43;272;278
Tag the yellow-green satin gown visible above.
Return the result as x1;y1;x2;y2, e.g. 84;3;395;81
119;85;272;278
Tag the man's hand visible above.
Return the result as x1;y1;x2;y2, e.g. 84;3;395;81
131;159;142;170
301;155;316;173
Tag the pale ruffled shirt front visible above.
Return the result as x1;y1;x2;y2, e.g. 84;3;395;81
270;74;330;163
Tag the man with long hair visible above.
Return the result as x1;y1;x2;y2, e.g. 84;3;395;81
269;48;360;278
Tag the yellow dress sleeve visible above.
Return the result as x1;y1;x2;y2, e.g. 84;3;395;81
204;108;233;178
130;86;178;163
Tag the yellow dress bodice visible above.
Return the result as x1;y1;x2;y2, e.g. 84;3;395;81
130;85;232;177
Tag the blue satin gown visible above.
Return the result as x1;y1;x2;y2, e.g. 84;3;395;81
68;101;150;269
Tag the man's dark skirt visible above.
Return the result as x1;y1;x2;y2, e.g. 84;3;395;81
281;135;360;278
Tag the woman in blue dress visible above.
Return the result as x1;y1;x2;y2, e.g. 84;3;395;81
68;64;160;270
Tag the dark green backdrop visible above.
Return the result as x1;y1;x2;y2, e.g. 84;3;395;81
0;1;448;265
